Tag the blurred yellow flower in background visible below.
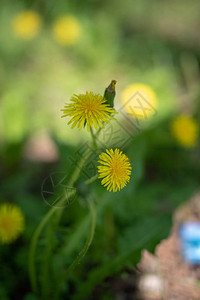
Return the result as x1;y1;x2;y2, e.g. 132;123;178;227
98;149;132;192
0;204;25;244
53;16;81;45
12;11;41;40
171;115;199;148
121;83;157;119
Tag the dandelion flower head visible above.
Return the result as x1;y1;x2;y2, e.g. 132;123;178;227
121;83;157;119
12;11;41;40
98;148;132;192
0;204;25;244
171;115;199;148
61;91;117;131
53;15;81;45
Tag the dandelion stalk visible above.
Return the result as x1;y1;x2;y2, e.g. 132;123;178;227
85;174;98;185
55;198;96;300
29;148;95;295
68;146;92;187
40;148;96;296
40;219;54;299
29;190;76;294
90;128;97;149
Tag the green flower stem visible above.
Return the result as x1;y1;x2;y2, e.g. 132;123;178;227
29;132;98;295
68;147;92;187
54;146;93;227
85;174;99;185
41;219;54;299
96;126;102;137
90;128;97;149
55;199;96;300
29;147;95;295
29;190;76;294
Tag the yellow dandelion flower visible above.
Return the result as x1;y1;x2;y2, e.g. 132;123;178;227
0;204;25;244
61;91;117;131
12;11;41;40
53;16;81;45
98;148;132;192
171;115;199;148
121;83;157;119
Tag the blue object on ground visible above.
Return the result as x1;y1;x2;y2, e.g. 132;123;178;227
180;222;200;264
